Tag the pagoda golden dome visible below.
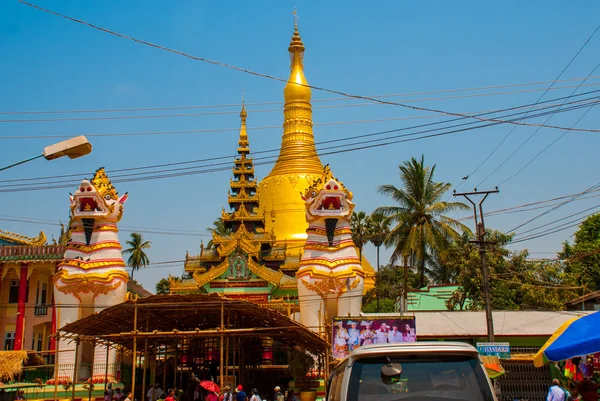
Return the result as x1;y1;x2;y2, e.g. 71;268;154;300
283;25;311;102
258;23;323;244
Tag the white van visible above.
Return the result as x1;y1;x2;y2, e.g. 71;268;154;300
326;342;497;401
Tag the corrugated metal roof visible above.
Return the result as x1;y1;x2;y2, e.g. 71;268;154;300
361;310;591;337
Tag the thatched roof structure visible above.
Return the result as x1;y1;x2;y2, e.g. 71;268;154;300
59;294;328;355
0;351;27;382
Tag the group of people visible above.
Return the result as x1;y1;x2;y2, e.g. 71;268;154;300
334;320;416;358
547;378;599;401
148;383;182;401
200;384;295;401
102;383;132;401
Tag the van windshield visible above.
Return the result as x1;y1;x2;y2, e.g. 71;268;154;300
348;354;493;401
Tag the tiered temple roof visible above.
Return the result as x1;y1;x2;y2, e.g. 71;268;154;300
171;105;297;300
222;105;265;233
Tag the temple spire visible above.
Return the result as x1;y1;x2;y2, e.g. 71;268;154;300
267;18;322;176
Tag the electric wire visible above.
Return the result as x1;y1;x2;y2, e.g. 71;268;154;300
3;82;600;123
2;75;599;115
1;94;598;193
479;59;600;187
4;88;598;184
457;22;600;191
16;0;600;135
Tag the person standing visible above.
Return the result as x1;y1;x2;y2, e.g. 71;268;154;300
374;323;389;344
547;379;567;401
148;384;165;401
388;324;403;343
402;323;416;342
359;321;375;346
347;321;360;351
125;393;133;401
578;378;600;401
235;385;248;401
221;386;233;401
250;389;261;401
273;387;284;401
333;321;349;358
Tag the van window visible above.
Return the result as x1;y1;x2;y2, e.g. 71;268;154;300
347;355;493;401
328;363;346;401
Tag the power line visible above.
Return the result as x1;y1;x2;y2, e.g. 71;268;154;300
3;76;599;115
16;0;600;135
3;82;600;123
457;22;600;190
513;204;600;237
478;59;600;187
506;180;600;233
1;92;598;191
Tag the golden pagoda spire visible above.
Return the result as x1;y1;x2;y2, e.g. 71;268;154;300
239;91;248;150
266;17;322;176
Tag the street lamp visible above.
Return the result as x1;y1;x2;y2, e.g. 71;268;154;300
0;136;92;172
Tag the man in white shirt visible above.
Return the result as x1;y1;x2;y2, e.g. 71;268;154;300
374;323;389;344
147;384;164;401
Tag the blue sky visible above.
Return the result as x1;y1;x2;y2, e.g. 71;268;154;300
1;1;599;291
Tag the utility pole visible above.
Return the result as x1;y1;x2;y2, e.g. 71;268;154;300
453;188;499;342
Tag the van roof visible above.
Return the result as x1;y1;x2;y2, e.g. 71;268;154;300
346;341;480;364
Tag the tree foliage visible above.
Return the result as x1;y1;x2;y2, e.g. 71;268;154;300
375;155;470;287
444;230;578;311
362;264;421;312
206;217;231;249
559;214;600;292
350;211;370;259
155;278;170;295
122;232;151;281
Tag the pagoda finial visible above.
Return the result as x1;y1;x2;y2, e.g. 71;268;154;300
240;89;247;124
284;11;310;104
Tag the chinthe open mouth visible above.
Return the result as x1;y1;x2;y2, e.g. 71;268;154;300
318;196;342;211
78;197;99;212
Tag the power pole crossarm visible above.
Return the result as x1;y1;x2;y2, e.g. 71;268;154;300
453;188;499;342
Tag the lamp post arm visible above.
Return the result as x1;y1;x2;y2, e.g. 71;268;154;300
0;154;44;173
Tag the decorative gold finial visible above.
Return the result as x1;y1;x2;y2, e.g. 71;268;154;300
240;89;247;123
293;8;298;29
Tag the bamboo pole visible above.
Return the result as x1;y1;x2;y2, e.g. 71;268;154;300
72;337;80;401
131;302;138;400
161;343;166;393
173;341;177;387
225;310;230;386
53;334;59;401
96;326;307;339
104;342;110;391
219;301;224;387
89;341;95;401
142;311;149;400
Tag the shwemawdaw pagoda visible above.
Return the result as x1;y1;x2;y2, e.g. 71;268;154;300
169;23;376;310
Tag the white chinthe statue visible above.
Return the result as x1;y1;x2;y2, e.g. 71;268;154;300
296;165;365;333
53;168;129;382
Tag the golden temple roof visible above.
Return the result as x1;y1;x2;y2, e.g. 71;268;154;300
0;229;47;246
258;21;323;243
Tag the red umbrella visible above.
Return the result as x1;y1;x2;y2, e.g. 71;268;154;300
200;381;220;393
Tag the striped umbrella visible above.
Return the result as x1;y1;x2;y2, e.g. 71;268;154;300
533;311;600;367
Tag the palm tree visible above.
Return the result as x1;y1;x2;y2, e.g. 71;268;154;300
122;232;151;281
350;211;370;261
375;155;470;288
368;212;390;272
206;217;231;248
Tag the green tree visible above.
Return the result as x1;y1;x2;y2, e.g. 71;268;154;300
155;278;171;295
362;264;420;312
368;212;390;272
559;214;600;292
122;232;151;281
350;211;370;261
445;230;578;311
375;155;470;287
206;217;231;249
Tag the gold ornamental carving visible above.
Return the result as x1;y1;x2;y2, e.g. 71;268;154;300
247;259;283;286
68;242;122;252
300;274;361;301
298;257;361;269
59;259;127;270
192;260;228;287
